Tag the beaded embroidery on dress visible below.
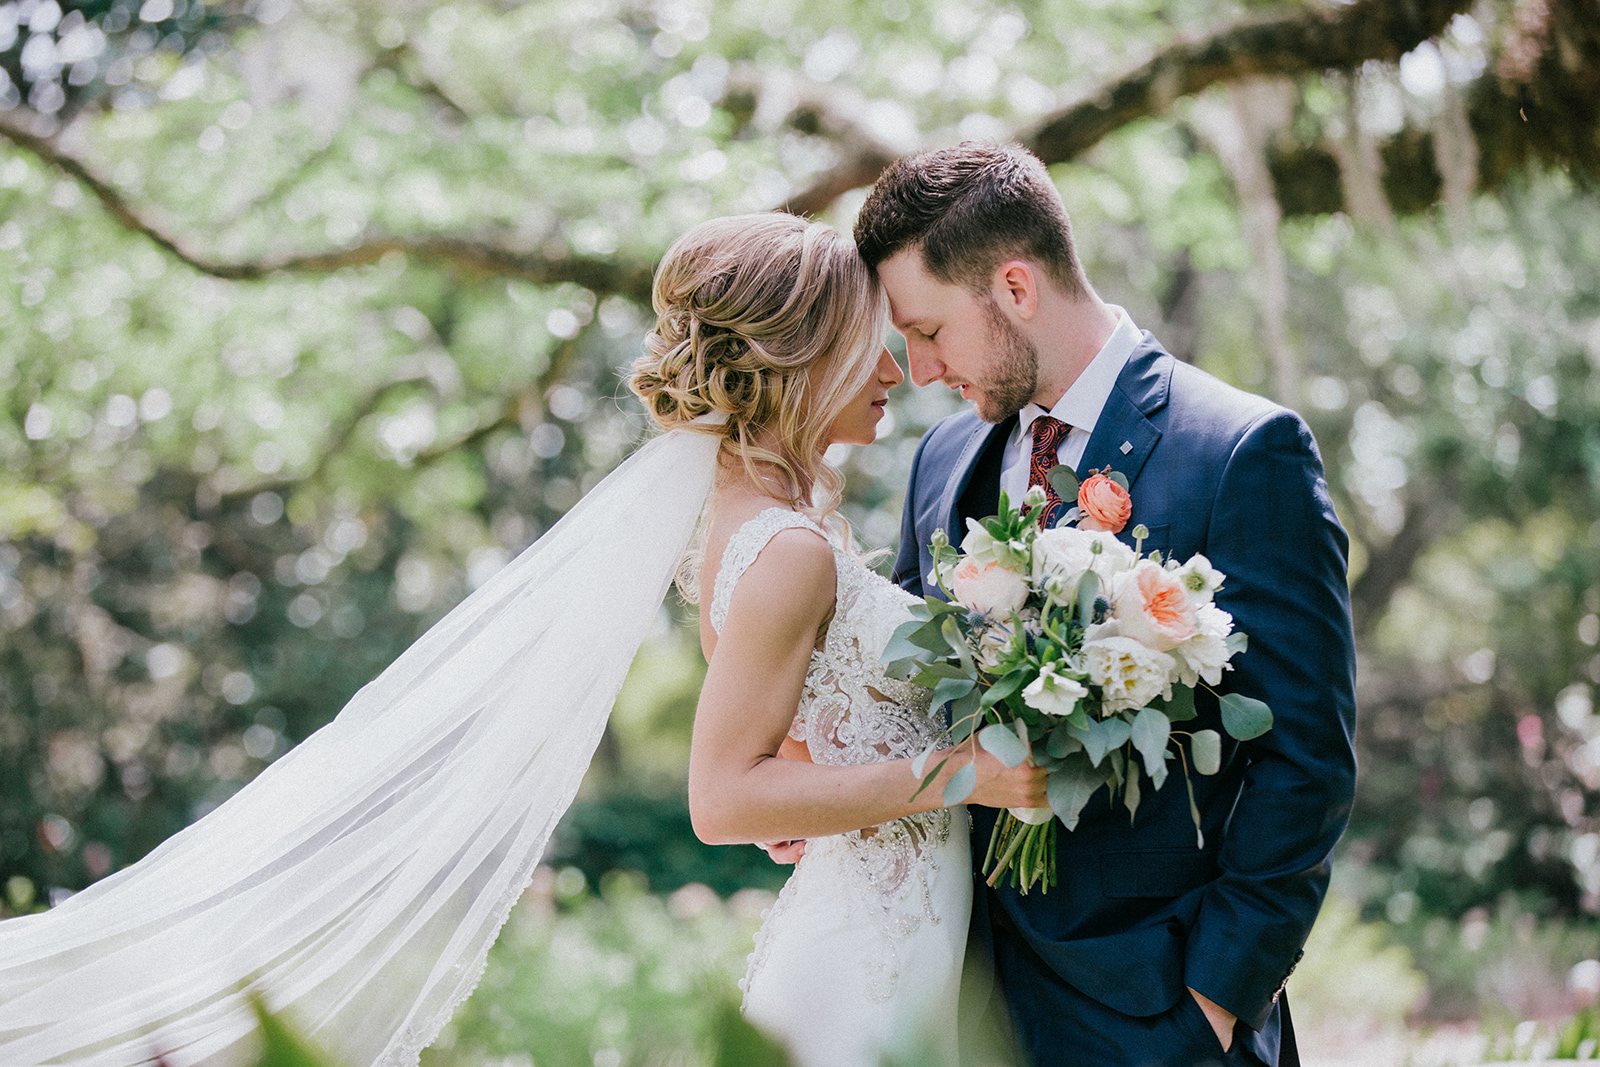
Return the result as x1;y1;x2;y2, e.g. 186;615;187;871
710;508;971;1067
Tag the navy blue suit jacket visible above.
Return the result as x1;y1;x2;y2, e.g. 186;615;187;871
893;336;1357;1064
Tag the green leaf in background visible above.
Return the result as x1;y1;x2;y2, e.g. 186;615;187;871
1191;729;1222;775
1226;633;1249;657
710;999;797;1067
251;998;334;1067
1107;471;1130;491
1219;693;1274;741
1130;708;1172;788
1124;759;1143;822
944;761;977;806
979;722;1031;768
1047;759;1105;831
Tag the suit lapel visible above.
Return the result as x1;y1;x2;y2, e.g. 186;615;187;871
936;416;1013;542
1075;334;1171;491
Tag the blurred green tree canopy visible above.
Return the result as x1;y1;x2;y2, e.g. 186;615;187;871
1;0;1599;934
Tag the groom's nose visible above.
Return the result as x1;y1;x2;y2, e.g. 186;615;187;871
905;343;943;387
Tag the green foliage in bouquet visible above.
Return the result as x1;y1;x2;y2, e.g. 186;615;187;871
884;485;1274;894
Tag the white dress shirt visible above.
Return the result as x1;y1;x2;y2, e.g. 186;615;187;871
999;306;1142;504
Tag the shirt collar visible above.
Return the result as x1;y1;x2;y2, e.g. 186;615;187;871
1016;306;1141;439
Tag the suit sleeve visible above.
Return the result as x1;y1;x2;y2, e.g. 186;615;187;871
892;429;934;596
1184;409;1358;1030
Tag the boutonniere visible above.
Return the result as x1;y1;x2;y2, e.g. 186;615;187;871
1045;465;1132;534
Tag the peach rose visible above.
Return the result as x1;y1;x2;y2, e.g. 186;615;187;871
1112;560;1198;651
1078;473;1132;533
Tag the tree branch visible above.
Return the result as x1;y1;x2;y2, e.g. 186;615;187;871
0;118;657;300
787;0;1474;218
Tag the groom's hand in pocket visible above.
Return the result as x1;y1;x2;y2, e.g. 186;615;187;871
1188;987;1236;1052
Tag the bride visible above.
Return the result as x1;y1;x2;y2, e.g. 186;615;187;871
632;214;1045;1066
0;212;1043;1067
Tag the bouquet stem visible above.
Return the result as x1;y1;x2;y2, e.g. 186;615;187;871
983;812;1057;894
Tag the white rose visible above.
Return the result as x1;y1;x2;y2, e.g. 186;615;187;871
1022;663;1089;717
1032;527;1136;601
1084;635;1177;714
1174;553;1226;606
951;557;1029;617
1171;604;1236;686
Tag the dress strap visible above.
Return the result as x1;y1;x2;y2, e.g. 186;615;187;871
710;508;830;634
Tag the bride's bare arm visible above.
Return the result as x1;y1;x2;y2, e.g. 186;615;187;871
689;528;1045;846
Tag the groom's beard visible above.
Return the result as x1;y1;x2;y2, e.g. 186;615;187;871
974;297;1040;423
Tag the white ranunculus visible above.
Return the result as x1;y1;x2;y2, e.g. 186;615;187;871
951;557;1029;617
1022;662;1089;717
1032;526;1136;601
1174;553;1226;605
1084;635;1177;714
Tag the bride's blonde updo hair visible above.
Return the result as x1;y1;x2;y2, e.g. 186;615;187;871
630;211;889;522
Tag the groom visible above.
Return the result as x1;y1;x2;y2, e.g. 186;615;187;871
853;143;1357;1066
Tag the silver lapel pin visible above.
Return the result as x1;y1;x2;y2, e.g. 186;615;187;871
1119;440;1133;455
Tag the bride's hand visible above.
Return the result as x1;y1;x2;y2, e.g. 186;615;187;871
758;839;807;864
944;746;1048;810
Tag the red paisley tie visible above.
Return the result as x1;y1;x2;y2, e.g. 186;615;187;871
1027;415;1070;525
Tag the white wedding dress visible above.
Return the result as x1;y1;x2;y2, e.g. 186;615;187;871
711;509;972;1067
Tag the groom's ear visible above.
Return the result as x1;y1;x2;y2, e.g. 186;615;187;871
993;260;1039;321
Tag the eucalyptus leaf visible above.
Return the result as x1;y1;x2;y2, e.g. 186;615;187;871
1077;715;1131;767
1123;759;1142;822
1046;760;1105;831
943;761;977;806
1130;707;1171;782
1047;464;1080;505
942;616;977;676
979;722;1030;768
1225;632;1249;656
1219;693;1274;740
980;668;1030;709
1190;729;1222;775
948;686;983;724
1154;685;1197;723
1047;724;1085;759
883;658;920;682
930;676;977;711
911;743;937;779
882;620;932;664
1075;570;1101;628
1185;769;1205;848
1107;470;1130;490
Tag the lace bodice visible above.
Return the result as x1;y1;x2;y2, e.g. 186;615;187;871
710;508;939;766
713;508;959;1007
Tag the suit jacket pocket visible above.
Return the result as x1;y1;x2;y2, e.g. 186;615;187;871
1100;847;1220;899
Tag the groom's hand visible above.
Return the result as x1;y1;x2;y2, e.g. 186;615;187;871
1188;987;1235;1052
757;839;806;864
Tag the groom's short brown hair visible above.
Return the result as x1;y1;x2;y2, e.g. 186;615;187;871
853;141;1087;298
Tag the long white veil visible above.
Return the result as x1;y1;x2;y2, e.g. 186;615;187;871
0;427;722;1067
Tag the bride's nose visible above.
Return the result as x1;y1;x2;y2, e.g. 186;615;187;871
878;347;905;387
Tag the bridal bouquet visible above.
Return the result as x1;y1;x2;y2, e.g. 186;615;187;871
885;468;1273;894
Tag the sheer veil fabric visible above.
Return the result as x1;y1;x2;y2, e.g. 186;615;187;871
0;427;722;1067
